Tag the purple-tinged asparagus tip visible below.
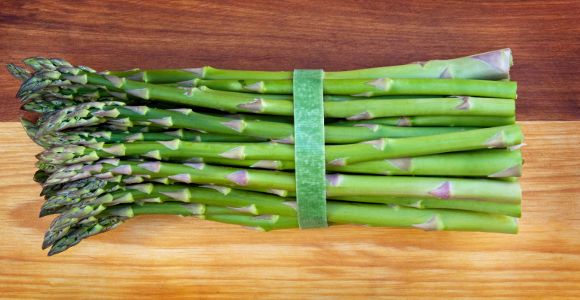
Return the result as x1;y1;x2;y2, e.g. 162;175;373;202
127;72;145;81
347;111;373;120
161;189;191;201
485;131;506;148
82;164;103;173
176;79;195;87
168;174;192;183
455;96;471;110
110;165;132;175
439;67;452;79
326;174;344;187
184;162;205;170
63;74;88;84
271;136;294;144
124;105;149;115
123;176;145;184
167;108;192;115
362;139;386;151
126;88;150;99
104;75;125;88
268;189;288;197
102;144;126;156
386;158;412;171
124;133;144;142
354;123;379;132
95;172;114;179
200;185;231;195
93;108;120;118
470;48;512;74
250;160;281;170
157;139;180;150
366;78;391;90
149;117;174;127
397;117;412;127
226;170;249;186
327;158;347;167
229;205;259;215
142;150;162;160
182;67;204;77
166;129;184;138
219;146;246;160
151;178;169;184
100;158;120;166
109;193;134;205
282;201;298;210
221;119;246;133
429;181;452;199
138;161;161;173
139;197;162;203
509;143;526;151
243;81;265;93
237;98;265;113
109;91;128;100
126;183;154;194
488;165;522;178
412;215;443;231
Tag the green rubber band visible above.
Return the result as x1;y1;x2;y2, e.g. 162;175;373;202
293;69;328;229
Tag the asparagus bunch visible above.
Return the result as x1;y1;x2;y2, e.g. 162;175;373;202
6;49;524;256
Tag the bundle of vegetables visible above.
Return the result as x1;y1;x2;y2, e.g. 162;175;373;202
7;48;523;256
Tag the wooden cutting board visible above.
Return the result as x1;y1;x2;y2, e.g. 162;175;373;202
1;121;579;299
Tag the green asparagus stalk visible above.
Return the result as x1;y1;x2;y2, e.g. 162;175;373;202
33;101;522;149
45;202;265;253
331;196;520;217
46;197;519;255
31;122;470;149
38;134;522;178
333;115;516;127
18;65;516;118
44;159;522;203
196;88;515;118
33;128;266;148
191;78;516;98
86;148;519;178
82;182;522;217
105;48;513;81
46;182;519;255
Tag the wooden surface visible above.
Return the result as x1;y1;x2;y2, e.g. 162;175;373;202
1;0;579;121
1;0;580;298
0;121;578;298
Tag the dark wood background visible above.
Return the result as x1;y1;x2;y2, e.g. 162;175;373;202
1;0;579;121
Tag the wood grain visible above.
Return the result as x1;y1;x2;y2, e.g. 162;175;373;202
0;121;578;299
1;0;579;121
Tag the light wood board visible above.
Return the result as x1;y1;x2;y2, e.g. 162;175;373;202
0;121;579;299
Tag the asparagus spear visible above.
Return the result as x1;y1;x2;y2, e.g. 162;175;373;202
32;122;471;149
33;128;266;148
333;115;516;127
46;196;519;256
17;65;516;118
104;48;513;81
33;101;522;148
43;158;522;203
192;78;516;98
71;182;522;217
45;202;268;254
40;122;522;167
38;134;522;178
